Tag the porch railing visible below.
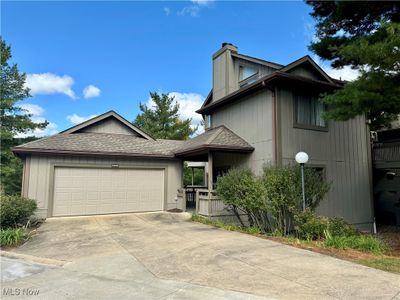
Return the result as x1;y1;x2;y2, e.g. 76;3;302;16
195;189;227;217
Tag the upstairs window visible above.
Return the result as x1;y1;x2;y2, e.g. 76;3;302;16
239;66;258;82
205;114;212;129
295;94;327;129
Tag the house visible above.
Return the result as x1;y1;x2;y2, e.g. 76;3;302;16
13;43;374;231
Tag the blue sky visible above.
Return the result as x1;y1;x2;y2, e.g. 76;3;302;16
2;1;357;137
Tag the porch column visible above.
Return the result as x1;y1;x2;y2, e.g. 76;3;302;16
207;151;213;192
207;151;213;216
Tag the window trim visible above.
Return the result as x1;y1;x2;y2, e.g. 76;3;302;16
293;93;329;132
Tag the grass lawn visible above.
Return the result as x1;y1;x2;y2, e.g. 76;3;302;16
191;215;400;274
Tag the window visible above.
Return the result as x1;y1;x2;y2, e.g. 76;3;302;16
295;93;326;129
312;167;325;180
239;66;258;82
205;115;212;129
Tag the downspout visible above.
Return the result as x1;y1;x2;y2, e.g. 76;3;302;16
366;118;376;233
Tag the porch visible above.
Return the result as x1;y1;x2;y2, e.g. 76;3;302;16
174;125;254;216
177;187;229;217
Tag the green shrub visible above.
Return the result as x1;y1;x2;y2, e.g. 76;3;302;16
261;165;330;235
327;217;357;237
324;230;388;254
294;209;329;240
0;195;37;228
215;165;330;235
0;227;31;247
216;168;266;228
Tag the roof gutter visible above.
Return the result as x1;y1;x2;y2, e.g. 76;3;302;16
12;147;177;160
174;144;255;157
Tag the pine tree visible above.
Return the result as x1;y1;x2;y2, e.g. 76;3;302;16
306;1;400;130
0;37;48;194
134;92;197;140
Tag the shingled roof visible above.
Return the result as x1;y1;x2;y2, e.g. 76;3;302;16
174;125;254;156
13;133;186;158
13;126;253;158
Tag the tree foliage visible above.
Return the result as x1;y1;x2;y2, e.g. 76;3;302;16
183;163;205;187
0;37;48;194
133;92;197;140
306;1;400;129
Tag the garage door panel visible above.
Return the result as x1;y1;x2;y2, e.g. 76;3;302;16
53;167;164;216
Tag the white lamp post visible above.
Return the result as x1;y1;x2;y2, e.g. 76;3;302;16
295;151;309;211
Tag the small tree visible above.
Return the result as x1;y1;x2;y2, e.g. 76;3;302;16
133;92;197;140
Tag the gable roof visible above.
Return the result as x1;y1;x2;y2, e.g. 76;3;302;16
61;111;155;140
13;133;185;158
174;125;254;156
279;55;335;84
197;53;343;115
231;52;283;69
197;71;342;114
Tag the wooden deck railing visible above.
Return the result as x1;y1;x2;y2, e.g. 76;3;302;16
195;189;227;217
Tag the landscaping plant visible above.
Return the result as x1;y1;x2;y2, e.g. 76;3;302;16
215;168;266;227
0;227;31;247
0;194;37;228
215;165;330;235
294;209;329;240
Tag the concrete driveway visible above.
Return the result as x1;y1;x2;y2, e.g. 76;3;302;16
1;212;400;300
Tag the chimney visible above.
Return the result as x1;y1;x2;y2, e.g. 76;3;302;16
212;43;238;101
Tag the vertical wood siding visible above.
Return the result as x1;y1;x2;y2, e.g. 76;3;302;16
26;155;182;217
278;88;373;229
78;118;141;136
212;89;274;174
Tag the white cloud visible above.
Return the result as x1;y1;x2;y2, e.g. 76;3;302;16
191;0;213;6
15;104;58;138
146;92;205;134
25;73;77;99
312;55;361;81
66;113;98;125
178;0;213;17
164;7;171;16
83;85;101;99
177;6;200;17
18;103;44;117
325;66;361;81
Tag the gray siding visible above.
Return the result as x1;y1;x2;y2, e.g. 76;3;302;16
212;90;274;174
78;118;141;136
287;66;324;81
25;155;183;218
278;88;373;230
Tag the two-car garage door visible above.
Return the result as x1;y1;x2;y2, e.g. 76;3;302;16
52;167;164;217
